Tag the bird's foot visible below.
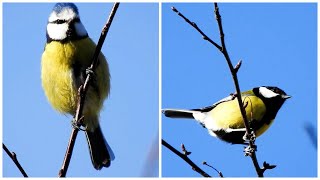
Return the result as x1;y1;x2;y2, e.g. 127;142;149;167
243;129;256;142
86;67;95;77
71;118;86;131
244;144;257;156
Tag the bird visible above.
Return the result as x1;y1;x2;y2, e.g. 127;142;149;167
162;86;291;144
41;3;114;170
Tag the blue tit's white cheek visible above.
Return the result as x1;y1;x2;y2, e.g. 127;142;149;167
74;22;88;37
47;23;68;40
259;87;279;98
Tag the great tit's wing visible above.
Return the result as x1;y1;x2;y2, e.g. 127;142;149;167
191;94;236;112
195;90;256;112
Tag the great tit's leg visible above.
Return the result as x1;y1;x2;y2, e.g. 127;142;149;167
244;144;257;156
223;128;258;156
242;129;257;156
243;129;256;142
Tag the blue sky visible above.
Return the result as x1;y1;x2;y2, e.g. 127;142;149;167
162;3;317;177
3;3;159;177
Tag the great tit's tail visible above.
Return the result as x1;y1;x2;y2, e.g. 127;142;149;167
162;109;199;119
85;125;115;170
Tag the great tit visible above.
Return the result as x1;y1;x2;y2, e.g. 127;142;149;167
163;86;290;144
41;3;114;170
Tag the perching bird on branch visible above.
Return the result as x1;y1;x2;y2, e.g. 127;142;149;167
41;3;114;170
163;86;290;144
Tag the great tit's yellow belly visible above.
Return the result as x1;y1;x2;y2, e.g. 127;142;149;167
209;95;270;138
41;38;110;129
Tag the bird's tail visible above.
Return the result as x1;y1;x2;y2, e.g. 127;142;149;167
85;125;115;170
162;109;199;119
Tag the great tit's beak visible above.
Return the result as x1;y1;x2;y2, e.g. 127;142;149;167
282;95;291;99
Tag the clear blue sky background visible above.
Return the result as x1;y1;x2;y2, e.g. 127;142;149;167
162;3;317;177
3;3;159;177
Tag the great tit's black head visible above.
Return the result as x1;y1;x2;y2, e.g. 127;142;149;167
254;86;291;100
252;86;290;119
46;3;88;43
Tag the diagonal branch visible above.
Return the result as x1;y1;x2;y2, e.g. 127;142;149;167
171;7;221;50
162;139;211;177
3;143;28;177
58;2;120;177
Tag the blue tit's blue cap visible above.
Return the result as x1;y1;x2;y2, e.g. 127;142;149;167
53;3;78;14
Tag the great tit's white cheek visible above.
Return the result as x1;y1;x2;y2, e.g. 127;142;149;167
259;87;279;98
47;23;68;40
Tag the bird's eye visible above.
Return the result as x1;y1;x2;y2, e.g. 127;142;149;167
273;89;279;94
55;19;67;24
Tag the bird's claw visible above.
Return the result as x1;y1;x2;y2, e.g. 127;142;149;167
243;129;256;142
71;119;86;131
86;67;95;76
244;144;257;156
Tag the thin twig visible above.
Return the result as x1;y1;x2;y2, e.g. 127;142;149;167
58;3;120;177
3;143;28;177
162;139;211;177
203;161;223;177
171;7;221;50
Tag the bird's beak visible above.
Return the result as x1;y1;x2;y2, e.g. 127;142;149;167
282;95;291;99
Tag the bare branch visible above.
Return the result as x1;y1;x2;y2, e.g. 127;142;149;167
162;139;211;177
171;6;222;50
234;60;242;73
181;143;192;155
58;3;120;177
203;161;223;177
3;143;28;177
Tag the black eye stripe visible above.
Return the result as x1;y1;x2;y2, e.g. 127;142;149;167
50;18;80;24
52;19;67;24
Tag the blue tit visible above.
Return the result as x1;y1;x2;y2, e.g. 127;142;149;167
163;86;291;144
41;3;114;170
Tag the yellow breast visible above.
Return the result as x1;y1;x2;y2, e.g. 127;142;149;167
41;38;110;119
209;95;267;137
